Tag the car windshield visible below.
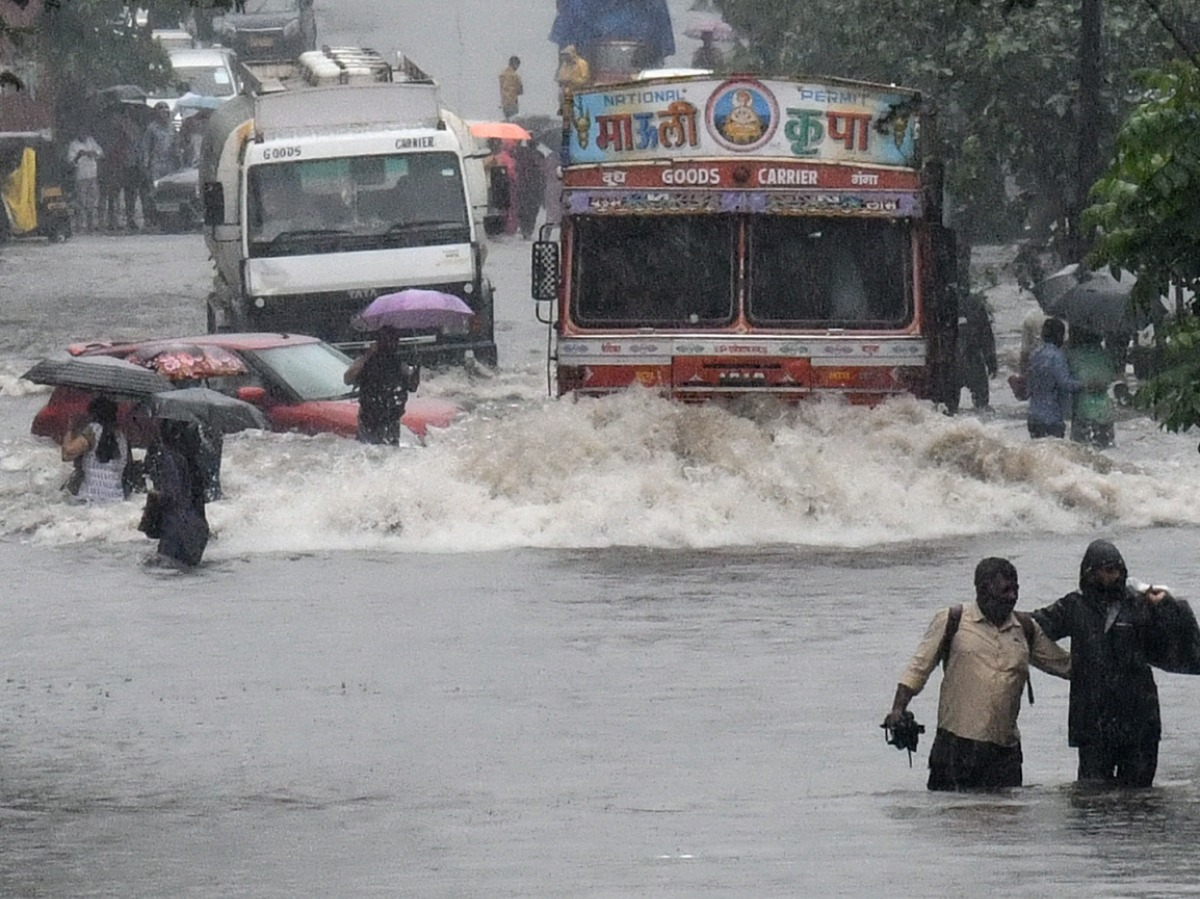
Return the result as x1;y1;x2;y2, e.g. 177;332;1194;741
246;152;470;256
241;0;297;12
167;64;235;98
245;342;353;401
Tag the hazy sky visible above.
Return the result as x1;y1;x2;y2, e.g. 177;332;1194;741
318;0;706;121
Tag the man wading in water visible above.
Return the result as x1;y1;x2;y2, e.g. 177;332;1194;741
884;557;1070;791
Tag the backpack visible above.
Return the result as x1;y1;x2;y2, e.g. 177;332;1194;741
937;604;1038;704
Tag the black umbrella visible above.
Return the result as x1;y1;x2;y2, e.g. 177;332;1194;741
142;387;268;434
94;84;150;106
22;356;173;398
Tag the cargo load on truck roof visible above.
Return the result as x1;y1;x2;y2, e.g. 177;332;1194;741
240;46;433;95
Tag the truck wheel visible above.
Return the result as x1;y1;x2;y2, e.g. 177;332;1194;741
474;346;498;368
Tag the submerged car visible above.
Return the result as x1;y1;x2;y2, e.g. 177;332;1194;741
30;333;458;444
212;0;317;63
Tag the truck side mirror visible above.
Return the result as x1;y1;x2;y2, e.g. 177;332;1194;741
531;240;559;301
202;182;225;226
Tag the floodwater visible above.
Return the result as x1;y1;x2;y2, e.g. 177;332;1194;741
1;2;1199;894
2;232;1200;896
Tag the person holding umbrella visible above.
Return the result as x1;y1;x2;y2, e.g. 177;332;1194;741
143;419;209;567
343;327;421;446
1066;328;1117;448
60;395;129;503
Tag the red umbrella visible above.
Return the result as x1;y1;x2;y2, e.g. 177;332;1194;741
352;290;475;332
469;121;531;142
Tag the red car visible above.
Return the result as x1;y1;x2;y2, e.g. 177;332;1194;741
31;333;459;444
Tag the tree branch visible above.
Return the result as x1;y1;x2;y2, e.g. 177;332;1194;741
1141;0;1200;66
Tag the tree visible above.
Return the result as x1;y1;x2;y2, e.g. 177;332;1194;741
1086;61;1200;433
715;0;1200;252
35;1;171;106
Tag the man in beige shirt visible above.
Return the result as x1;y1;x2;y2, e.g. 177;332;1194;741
884;557;1071;790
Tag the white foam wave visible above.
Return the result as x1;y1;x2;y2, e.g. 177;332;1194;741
5;388;1200;555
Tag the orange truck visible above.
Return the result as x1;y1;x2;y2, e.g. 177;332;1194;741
532;73;960;406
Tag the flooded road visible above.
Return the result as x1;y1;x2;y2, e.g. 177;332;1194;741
0;535;1198;896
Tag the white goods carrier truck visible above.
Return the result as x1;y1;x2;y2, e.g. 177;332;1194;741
200;47;498;365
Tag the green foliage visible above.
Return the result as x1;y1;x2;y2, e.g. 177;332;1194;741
1086;60;1200;431
1130;315;1200;432
1087;62;1200;291
715;0;1200;243
29;0;180;107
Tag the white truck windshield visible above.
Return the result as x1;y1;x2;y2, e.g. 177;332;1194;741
247;151;470;256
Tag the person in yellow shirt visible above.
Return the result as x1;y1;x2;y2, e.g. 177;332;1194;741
883;557;1070;791
498;56;523;121
555;45;590;96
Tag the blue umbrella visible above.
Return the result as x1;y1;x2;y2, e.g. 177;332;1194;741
176;92;223;111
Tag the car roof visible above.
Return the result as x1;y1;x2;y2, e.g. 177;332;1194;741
70;332;326;357
168;47;237;66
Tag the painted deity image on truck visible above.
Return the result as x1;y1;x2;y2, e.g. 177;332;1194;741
532;75;958;404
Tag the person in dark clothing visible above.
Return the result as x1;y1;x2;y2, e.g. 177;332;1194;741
512;139;544;240
343;327;420;445
957;292;997;412
98;105;141;230
145;420;210;567
195;425;223;501
1033;540;1200;787
691;31;723;70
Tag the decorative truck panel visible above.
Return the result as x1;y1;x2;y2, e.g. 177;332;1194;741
567;77;920;169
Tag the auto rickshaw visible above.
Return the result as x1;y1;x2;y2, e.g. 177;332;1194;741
0;132;72;242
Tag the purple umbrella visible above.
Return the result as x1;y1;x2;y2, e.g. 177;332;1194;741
683;20;737;41
351;290;475;332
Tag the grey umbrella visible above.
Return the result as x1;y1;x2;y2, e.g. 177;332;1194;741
1033;265;1142;333
142;387;268;434
22;356;174;398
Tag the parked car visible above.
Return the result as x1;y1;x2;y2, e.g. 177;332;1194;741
30;333;459;444
151;165;201;232
151;28;196;51
145;47;240;125
211;0;317;63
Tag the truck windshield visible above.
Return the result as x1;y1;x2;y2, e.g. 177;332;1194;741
747;218;913;328
571;216;735;328
247;152;470;257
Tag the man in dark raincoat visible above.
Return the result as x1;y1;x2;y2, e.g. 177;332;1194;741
1033;540;1200;787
